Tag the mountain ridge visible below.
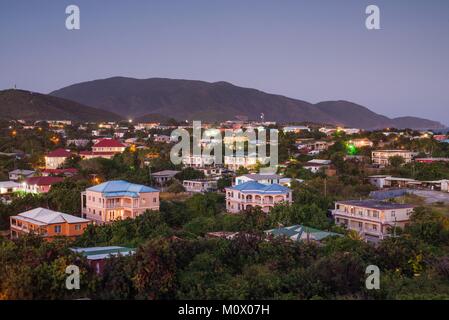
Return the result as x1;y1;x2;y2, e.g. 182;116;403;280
0;89;122;122
30;76;447;129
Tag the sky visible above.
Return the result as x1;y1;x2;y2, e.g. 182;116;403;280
0;0;448;124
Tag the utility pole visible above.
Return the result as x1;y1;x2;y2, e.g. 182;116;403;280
324;177;327;197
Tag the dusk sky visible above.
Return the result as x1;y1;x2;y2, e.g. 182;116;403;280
0;0;448;124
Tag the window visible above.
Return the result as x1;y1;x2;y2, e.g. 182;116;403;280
54;225;62;233
153;197;157;203
75;224;81;231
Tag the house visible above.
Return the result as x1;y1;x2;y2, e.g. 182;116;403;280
282;126;310;133
152;170;180;185
295;139;334;155
153;134;172;143
371;150;417;166
224;154;268;170
80;138;126;160
66;139;90;148
225;181;292;213
265;225;341;243
21;176;64;193
183;179;218;193
303;159;332;174
182;154;216;168
71;246;135;274
235;173;283;185
332;200;415;242
433;135;448;141
0;181;21;195
81;180;160;224
348;138;373;148
206;231;240;240
10;207;90;241
9;169;36;181
415;157;449;164
45;148;72;169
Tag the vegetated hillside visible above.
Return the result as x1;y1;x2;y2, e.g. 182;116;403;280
0;89;122;122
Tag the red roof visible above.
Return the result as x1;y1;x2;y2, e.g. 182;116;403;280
41;168;78;175
93;139;125;148
46;148;71;158
25;176;64;186
80;151;116;156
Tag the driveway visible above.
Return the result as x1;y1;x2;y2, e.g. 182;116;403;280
407;190;449;204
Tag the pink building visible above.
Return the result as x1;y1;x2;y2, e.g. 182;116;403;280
21;176;64;193
81;180;160;224
225;181;292;213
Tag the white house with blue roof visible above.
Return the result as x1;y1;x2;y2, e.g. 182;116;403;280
225;181;292;213
81;180;160;224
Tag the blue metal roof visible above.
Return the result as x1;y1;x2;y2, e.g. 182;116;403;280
87;180;158;197
229;181;290;194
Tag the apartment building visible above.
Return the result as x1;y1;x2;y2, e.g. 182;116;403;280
10;207;90;241
332;200;415;242
225;181;292;213
81;180;160;224
371;150;417;166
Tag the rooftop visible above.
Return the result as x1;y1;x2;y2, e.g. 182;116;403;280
336;199;414;210
0;181;21;188
46;148;71;158
93;139;126;148
87;180;158;197
152;170;180;177
14;207;90;225
228;181;290;194
71;246;135;260
25;176;64;186
239;173;283;180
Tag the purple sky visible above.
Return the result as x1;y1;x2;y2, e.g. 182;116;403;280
0;0;448;124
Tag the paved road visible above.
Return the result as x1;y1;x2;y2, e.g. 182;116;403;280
408;190;449;204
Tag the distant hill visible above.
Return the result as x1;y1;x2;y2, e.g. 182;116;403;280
0;89;122;122
50;77;445;129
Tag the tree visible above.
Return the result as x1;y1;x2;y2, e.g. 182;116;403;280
175;167;205;181
133;238;177;299
389;155;405;168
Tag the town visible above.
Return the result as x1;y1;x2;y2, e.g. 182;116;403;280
1;117;448;299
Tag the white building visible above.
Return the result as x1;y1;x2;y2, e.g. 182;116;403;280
183;179;218;193
0;181;21;195
182;155;216;168
282;126;310;133
45;148;72;169
332;200;414;242
225;181;292;213
9;169;36;181
371;150;417;166
235;174;283;186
